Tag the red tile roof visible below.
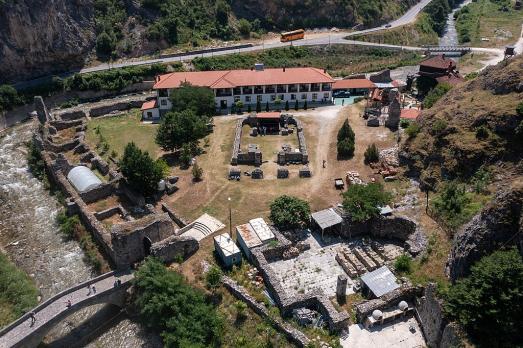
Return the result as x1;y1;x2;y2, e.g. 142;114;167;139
420;55;456;70
256;112;281;119
153;67;334;89
400;109;421;119
141;100;157;110
333;79;376;90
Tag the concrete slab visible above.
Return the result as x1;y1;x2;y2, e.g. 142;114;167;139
341;317;425;348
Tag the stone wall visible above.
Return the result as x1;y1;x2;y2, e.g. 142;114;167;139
94;205;124;221
111;213;176;267
150;234;199;263
415;283;464;348
355;285;422;322
231;117;247;165
119;183;146;207
80;182;115;204
222;276;311;347
89;99;145;117
161;203;188;228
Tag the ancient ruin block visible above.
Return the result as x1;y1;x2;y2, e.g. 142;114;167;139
385;98;401;130
336;275;348;302
34;96;51;124
251;168;263;179
277;167;289;179
299;166;311;178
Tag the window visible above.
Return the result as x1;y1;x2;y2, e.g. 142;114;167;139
146;112;153;118
161;99;167;106
257;95;263;102
324;93;330;99
245;96;251;102
291;94;296;100
301;94;307;100
271;94;276;101
158;89;168;97
312;93;318;100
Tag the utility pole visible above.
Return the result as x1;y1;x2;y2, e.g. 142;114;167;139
228;197;232;239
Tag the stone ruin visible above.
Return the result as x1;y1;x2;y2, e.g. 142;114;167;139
34;97;200;269
385;97;401;130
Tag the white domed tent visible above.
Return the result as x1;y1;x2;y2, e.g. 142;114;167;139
67;166;102;193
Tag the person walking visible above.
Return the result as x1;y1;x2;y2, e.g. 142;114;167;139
342;99;345;106
66;299;71;308
92;285;96;294
323;159;326;168
29;311;36;326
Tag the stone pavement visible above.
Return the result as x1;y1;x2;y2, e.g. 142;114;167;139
0;271;133;348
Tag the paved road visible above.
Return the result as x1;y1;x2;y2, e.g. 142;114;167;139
0;271;133;348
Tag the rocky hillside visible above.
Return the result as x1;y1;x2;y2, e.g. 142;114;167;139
0;0;96;83
401;55;523;188
0;0;419;83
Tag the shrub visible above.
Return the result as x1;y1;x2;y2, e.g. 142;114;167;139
423;83;452;108
294;100;299;110
192;162;203;181
364;143;380;164
205;265;222;292
96;31;115;56
405;122;420;139
56;211;80;239
445;248;523;347
234;301;248;320
304;100;308;110
237;18;252;38
475;125;489;140
431;119;447;135
133;258;223;347
431;181;477;230
342;183;392;222
26;140;45;180
265;101;270;112
269;195;310;230
0;84;21;112
394;254;412;274
516;101;523;116
247;104;252;113
179;143;192;168
400;119;410;129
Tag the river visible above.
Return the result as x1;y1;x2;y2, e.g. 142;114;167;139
0;121;161;347
439;0;473;48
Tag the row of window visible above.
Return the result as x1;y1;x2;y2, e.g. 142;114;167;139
233;93;330;102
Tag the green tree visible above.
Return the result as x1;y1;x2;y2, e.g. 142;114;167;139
275;98;282;111
120;142;164;196
405;122;420;139
285;100;289;111
235;100;243;114
247;104;252;113
265;101;270;112
304;100;308;110
192;162;203;181
337;138;355;159
169;83;215;117
256;100;262;113
0;84;20;112
133;258;223;347
205;265;222;292
155;110;208;152
96;31;115;56
342;183;392;222
431;181;471;229
445;248;523;347
364;143;380;164
179;143;192;168
237;18;252;38
337;119;355;142
294;100;299;111
269;195;310;230
423;83;452;109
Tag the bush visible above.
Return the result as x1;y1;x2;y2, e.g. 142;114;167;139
120;142;165;196
285;100;289;111
256;100;261;113
431;181;478;230
26;140;45;180
192;162;203;181
516;101;523;116
364;143;380;164
400;119;410;129
445;248;523;347
475;125;489;140
237;18;252;38
206;265;222;292
96;31;116;56
134;258;223;347
423;83;452;108
56;211;81;239
405;122;420;139
342;183;392;222
269;195;310;230
294;100;299;110
431;119;447;135
394;254;412;274
0;84;21;112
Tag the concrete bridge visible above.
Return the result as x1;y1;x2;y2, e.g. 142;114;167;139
422;45;472;55
0;270;134;348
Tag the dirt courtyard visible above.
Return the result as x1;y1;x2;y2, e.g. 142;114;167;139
163;102;396;228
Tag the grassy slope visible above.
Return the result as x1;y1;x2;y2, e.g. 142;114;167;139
0;253;38;327
455;0;523;47
192;45;423;77
351;13;440;46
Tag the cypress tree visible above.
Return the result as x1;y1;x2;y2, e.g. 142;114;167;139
285;100;289;111
294;100;299;111
256;100;261;113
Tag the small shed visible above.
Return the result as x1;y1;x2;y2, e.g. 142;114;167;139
311;208;343;238
360;266;400;298
236;223;262;260
214;233;241;268
67;166;103;193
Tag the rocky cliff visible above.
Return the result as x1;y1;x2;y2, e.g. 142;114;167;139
0;0;96;83
446;180;523;282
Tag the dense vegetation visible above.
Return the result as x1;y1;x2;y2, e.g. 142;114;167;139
422;83;453;108
168;83;215;117
133;258;223;347
0;253;38;327
120;142;166;196
342;183;392;222
445;248;523;347
193;45;423;77
269;195;311;230
155;110;208;153
337;119;355;159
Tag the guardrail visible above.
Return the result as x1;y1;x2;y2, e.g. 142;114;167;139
159;43;254;59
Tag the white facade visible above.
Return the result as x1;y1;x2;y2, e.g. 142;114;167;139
142;107;160;120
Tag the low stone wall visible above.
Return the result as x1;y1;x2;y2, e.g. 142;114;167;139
222;276;311;347
150;234;199;263
231;118;246;165
161;203;188;228
355;285;422;322
94;205;124;221
58;110;87;121
90;100;145;117
119;183;145;207
415;283;464;348
91;156;110;175
80;182;115;204
49;119;83;131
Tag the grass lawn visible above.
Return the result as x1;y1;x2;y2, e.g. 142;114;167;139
455;0;523;48
85;109;160;160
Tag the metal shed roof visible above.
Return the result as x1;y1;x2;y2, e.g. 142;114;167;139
214;233;240;257
311;208;343;230
67;166;102;193
360;266;400;298
236;223;262;248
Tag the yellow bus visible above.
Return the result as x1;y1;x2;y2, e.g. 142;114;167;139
280;29;305;42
